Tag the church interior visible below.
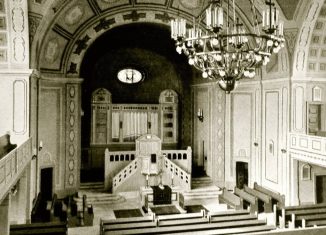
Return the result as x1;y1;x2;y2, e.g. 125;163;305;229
1;0;326;234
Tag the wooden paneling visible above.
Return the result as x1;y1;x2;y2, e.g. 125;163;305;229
265;91;279;183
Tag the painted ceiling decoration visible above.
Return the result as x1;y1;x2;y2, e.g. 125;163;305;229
26;0;326;79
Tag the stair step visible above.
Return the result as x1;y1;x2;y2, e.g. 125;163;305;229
74;191;125;206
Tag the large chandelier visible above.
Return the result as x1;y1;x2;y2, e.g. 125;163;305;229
170;0;285;93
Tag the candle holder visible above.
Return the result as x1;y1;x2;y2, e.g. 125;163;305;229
145;174;149;188
197;108;204;122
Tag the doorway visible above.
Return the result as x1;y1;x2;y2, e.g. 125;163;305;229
236;162;248;189
316;175;326;203
40;167;53;201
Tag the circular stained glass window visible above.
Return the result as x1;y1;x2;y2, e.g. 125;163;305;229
117;68;143;84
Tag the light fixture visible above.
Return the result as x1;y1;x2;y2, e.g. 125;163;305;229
170;0;285;93
197;108;204;122
39;141;43;151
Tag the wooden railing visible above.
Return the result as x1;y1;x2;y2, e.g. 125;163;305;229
108;148;192;192
164;157;191;190
289;133;326;167
0;137;32;203
162;147;192;172
112;158;139;193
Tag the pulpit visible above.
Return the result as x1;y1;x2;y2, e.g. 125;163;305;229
151;185;172;205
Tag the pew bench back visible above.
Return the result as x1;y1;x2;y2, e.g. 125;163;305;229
219;188;243;210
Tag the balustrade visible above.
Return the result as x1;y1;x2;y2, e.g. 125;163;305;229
0;137;32;203
289;133;326;167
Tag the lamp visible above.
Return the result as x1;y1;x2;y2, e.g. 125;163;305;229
171;0;285;93
197;108;204;122
39;141;43;151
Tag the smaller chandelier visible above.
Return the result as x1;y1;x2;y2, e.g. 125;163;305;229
170;0;285;93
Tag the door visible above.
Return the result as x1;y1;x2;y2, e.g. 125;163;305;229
316;175;326;203
40;167;53;201
236;162;248;189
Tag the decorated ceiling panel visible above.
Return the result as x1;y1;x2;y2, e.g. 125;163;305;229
308;1;326;76
56;1;95;34
40;32;69;71
96;0;130;11
28;0;292;77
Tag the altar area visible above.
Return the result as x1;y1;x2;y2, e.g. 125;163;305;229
103;134;193;211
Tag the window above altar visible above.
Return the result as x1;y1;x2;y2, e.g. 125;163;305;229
117;67;144;84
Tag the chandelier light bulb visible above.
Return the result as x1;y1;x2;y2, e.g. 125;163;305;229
281;43;285;48
202;71;208;78
249;71;255;78
255;54;262;62
188;58;195;65
176;46;182;54
244;70;250;77
186;41;192;47
208;70;212;76
211;38;219;46
199;39;204;46
219;70;226;77
214;54;222;61
267;40;273;47
273;47;280;53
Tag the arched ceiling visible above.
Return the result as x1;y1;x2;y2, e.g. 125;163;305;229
26;0;322;78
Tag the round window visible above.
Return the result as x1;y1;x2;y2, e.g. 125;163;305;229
117;68;143;84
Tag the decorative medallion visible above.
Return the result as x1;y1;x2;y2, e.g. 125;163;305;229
69;144;74;156
180;0;202;9
69;86;75;97
69;130;75;141
68;174;74;185
69;101;75;112
69;115;75;126
12;7;24;33
68;160;74;170
65;5;84;26
45;38;59;63
13;36;25;62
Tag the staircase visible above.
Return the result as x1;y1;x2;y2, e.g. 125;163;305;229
179;176;222;209
75;182;125;208
191;176;215;189
80;182;104;191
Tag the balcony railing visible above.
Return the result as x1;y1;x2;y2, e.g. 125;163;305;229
289;133;326;166
0;137;32;203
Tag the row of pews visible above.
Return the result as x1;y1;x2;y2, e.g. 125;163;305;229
10;193;94;235
220;182;326;230
219;183;282;214
11;193;68;235
100;209;275;234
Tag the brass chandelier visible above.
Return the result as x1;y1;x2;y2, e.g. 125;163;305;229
171;0;285;93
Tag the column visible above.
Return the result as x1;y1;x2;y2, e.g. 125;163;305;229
290;157;300;206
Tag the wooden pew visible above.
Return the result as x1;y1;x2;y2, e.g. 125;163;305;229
31;193;43;223
164;225;276;235
0;133;17;159
234;187;258;214
254;182;285;208
10;221;67;235
244;185;272;213
279;203;326;228
100;215;155;235
103;219;269;235
157;211;204;221
209;212;257;223
296;213;326;228
218;188;243;210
